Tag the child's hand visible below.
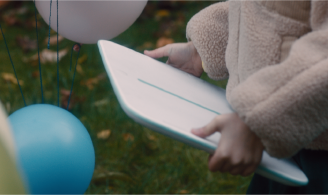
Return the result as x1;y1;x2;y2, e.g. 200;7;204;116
191;113;264;176
144;42;203;77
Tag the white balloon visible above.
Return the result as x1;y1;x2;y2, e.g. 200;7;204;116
35;0;147;44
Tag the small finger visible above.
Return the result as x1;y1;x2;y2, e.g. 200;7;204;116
191;115;225;138
144;45;171;59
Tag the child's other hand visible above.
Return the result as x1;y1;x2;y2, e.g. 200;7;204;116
191;113;264;176
144;42;203;77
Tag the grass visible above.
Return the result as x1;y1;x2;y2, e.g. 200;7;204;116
0;1;252;194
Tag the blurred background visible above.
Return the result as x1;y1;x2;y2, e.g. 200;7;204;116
0;1;251;194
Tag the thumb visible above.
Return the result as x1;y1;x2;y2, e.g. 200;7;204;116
144;45;171;59
191;116;224;138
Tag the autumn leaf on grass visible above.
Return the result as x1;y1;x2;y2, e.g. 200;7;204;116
93;98;109;107
80;78;98;90
97;130;111;140
179;190;188;194
44;35;64;46
136;42;154;51
0;1;10;9
123;133;134;141
76;64;84;75
23;48;69;65
1;73;24;85
77;54;88;64
60;88;85;110
156;37;174;48
32;71;39;78
155;9;170;21
2;7;28;26
92;166;133;184
16;36;37;53
147;134;157;141
80;73;107;90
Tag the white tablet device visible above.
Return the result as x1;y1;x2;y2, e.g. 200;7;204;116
98;40;308;186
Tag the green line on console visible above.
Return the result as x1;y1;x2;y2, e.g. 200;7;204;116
138;79;221;115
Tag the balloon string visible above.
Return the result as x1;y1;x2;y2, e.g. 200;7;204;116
34;0;44;104
0;24;26;107
67;43;82;110
47;0;52;49
57;0;59;107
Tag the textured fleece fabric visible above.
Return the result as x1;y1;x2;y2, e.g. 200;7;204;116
186;0;328;158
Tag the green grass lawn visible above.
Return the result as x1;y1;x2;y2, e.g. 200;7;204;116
0;1;252;194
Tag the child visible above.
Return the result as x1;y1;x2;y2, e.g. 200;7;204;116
144;1;328;193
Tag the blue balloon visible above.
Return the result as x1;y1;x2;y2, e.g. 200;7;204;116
8;104;95;194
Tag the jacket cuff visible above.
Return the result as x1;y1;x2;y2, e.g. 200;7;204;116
186;1;229;80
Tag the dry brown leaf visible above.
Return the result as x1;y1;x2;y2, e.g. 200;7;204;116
156;37;174;48
32;71;39;78
60;88;86;110
147;134;157;141
0;1;10;9
44;35;64;46
136;42;154;51
93;98;109;107
76;64;84;75
77;54;88;64
179;190;188;194
81;73;107;90
92;166;133;183
155;9;170;20
81;78;98;90
23;48;69;64
123;133;134;141
16;36;37;52
1;73;24;85
97;130;111;140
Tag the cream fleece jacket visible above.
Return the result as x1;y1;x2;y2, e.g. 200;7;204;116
186;0;328;158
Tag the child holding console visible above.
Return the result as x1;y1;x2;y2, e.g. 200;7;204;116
145;1;328;193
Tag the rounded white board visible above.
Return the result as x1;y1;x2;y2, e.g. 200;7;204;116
98;40;308;186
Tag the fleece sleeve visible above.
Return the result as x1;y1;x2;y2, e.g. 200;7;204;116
186;1;229;80
229;0;328;158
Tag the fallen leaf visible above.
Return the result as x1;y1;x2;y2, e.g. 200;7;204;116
16;35;37;52
136;41;154;51
60;88;85;110
81;78;98;90
123;133;134;141
179;190;188;194
155;9;170;20
97;130;111;139
156;37;174;48
1;73;24;85
92;166;133;183
77;54;87;64
93;98;109;107
80;73;107;90
0;1;10;9
44;35;64;46
2;6;28;26
76;64;84;75
32;71;39;78
147;134;157;141
3;14;18;26
23;48;69;65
